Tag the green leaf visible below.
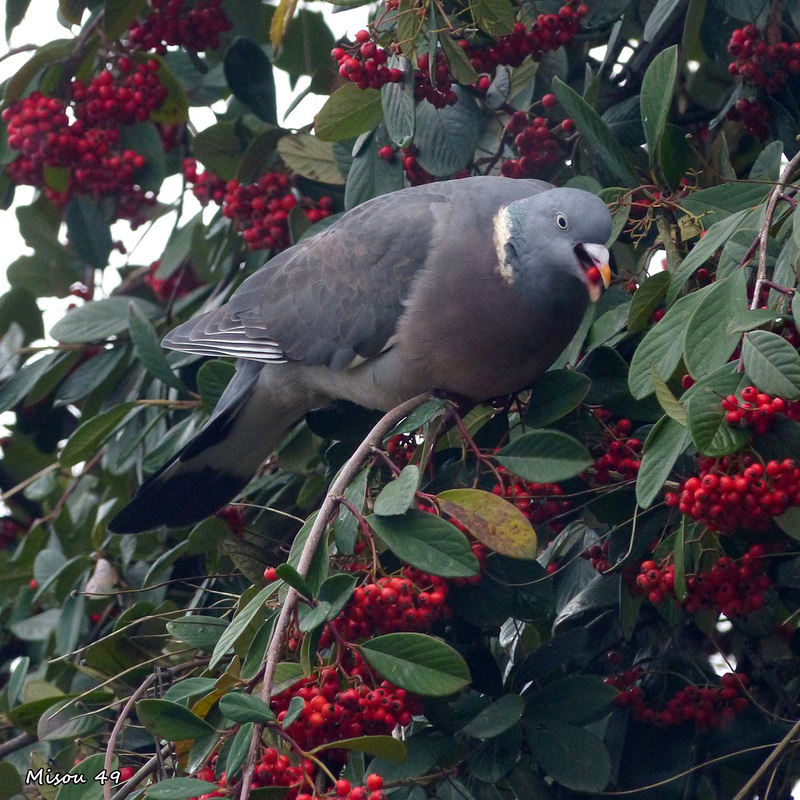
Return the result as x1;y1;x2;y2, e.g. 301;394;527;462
298;600;331;632
4;39;73;102
461;694;525;739
473;0;516;36
163;678;218;704
60;402;138;467
684;274;747;380
495;430;593;483
148;54;190;124
197;359;236;410
0;351;59;414
6;0;32;40
277;133;344;184
311;735;407;760
209;583;279;669
381;56;415;147
157;212;202;278
318;573;358;619
628;268;671;335
241;615;277;680
136;699;215;741
728;308;785;335
440;33;478;85
628;285;711;399
104;0;148;39
525;676;618;724
651;364;688;427
224;37;277;124
742;330;800;400
640;45;677;168
144;778;220;800
282;695;305;728
775;507;800;542
166;616;228;652
192;121;246;181
55;347;127;406
524;719;611;793
55;753;115;800
225;722;254;779
373;465;419;515
680;182;770;219
749;139;783;182
344;125;404;210
316;84;383;142
524;370;590;427
65;197;113;268
552;77;637;187
637;416;691;508
438;488;538;560
688;378;751;457
275;562;314;597
6;655;29;707
360;632;471;696
666;209;749;305
128;302;182;389
218;692;276;724
413;88;481;177
50;296;162;342
367;509;479;578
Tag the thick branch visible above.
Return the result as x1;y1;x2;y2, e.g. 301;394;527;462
731;716;800;800
236;392;433;799
0;732;35;758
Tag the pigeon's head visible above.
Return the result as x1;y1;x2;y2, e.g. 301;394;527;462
494;187;613;303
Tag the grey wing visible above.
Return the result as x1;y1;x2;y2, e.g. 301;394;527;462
163;177;551;371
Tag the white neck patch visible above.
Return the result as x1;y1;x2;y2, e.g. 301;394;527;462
493;206;514;285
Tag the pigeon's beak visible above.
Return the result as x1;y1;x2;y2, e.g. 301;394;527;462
576;243;611;303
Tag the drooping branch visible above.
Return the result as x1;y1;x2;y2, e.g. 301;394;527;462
236;392;433;800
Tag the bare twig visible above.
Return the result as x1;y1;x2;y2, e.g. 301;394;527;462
103;675;158;800
750;150;800;311
730;716;800;800
110;745;171;800
236;392;433;800
0;44;37;64
0;732;35;758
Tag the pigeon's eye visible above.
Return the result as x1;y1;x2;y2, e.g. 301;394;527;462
555;212;569;230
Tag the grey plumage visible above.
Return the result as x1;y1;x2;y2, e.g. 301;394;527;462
108;177;612;534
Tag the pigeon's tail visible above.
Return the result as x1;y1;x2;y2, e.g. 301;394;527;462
108;361;300;534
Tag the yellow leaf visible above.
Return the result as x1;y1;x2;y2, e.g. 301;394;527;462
438;488;538;560
270;0;299;51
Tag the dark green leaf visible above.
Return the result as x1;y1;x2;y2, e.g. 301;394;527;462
316;84;383;142
344;125;404;210
50;296;162;342
742;330;800;400
219;692;276;724
55;347;128;406
0;286;44;343
373;465;419;515
413;89;481;177
552;77;637;187
688;378;751;457
524;719;611;792
192;121;245;181
225;722;254;780
197;359;236;410
525;676;618;724
361;632;471;696
6;0;32;40
628;271;671;335
55;753;115;800
367;509;479;578
473;0;516;37
128;302;182;389
104;0;148;39
495;430;593;483
312;735;407;760
137;699;215;741
144;778;220;800
224;37;277;124
166;616;228;652
381;56;415;147
651;364;688;426
524;370;590;427
60;402;138;467
640;45;677;165
461;694;525;739
440;33;478;85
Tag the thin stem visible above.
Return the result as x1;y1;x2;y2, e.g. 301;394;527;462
0;732;35;758
0;44;37;64
236;393;433;800
731;716;800;800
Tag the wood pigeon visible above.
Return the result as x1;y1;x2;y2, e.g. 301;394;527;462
108;176;612;533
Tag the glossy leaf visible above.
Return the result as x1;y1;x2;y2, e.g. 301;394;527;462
136;699;215;741
524;370;591;427
316;84;383;142
495;430;593;483
373;465;419;516
742;330;800;400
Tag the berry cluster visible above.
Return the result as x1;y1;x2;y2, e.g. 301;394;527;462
609;670;750;732
400;146;435;185
183;158;227;205
414;52;457;108
216;505;246;538
298;774;386;800
143;259;200;302
332;31;402;91
665;456;800;533
128;0;232;53
185;170;333;251
71;59;167;127
385;434;416;466
464;4;588;76
2;63;163;223
491;471;573;531
727;97;771;140
271;671;422;751
320;569;452;645
723;385;800;435
500;110;571;178
727;26;800;93
635;544;771;616
589;416;642;485
250;747;314;798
